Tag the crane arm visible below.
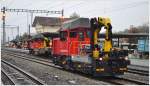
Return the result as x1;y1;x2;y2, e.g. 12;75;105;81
90;17;112;60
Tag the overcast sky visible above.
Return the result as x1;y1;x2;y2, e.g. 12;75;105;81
0;0;149;41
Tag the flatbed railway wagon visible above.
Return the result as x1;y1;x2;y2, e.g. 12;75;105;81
29;32;58;55
52;17;130;76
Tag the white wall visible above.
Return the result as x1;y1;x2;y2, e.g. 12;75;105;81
35;24;60;33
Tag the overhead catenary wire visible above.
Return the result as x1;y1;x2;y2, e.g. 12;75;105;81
63;1;85;10
6;0;15;7
41;1;66;10
106;1;148;14
1;6;63;43
85;1;148;16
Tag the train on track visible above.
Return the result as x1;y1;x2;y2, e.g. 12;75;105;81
28;17;130;76
28;32;58;55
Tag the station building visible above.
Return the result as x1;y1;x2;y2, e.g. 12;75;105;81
32;16;71;33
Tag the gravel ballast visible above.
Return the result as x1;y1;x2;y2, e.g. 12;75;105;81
1;51;109;85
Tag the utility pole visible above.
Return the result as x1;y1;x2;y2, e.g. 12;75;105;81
60;9;64;30
17;26;19;37
11;27;14;40
29;12;33;39
28;24;30;38
62;9;64;17
8;36;9;42
2;7;6;44
30;12;33;25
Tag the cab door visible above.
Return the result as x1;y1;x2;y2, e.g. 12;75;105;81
59;31;69;55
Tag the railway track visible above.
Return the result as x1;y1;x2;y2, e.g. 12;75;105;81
129;64;149;68
2;48;51;62
1;68;15;85
127;68;149;76
1;60;45;85
2;49;148;85
2;49;149;76
127;64;149;76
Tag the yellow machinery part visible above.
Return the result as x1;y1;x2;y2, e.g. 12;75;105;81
94;29;100;45
103;40;112;52
96;68;104;72
43;40;46;47
103;18;111;28
93;28;101;59
92;17;112;60
103;53;109;61
44;37;48;47
93;50;99;59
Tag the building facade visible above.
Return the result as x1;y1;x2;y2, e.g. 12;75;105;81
32;16;70;33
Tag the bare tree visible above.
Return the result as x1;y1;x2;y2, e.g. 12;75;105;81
70;12;80;19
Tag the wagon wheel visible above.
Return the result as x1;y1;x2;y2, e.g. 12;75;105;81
29;50;32;54
34;51;39;55
63;61;70;70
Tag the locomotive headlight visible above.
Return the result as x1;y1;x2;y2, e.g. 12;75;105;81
99;58;103;61
71;56;74;58
119;57;123;59
125;56;128;60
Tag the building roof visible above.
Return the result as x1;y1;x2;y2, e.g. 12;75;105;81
32;16;71;27
60;18;90;31
98;33;149;38
31;32;59;40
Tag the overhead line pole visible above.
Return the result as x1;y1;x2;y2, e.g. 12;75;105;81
2;7;6;44
1;7;64;43
4;25;19;42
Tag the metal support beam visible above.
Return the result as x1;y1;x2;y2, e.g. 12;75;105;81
1;7;64;41
2;7;6;44
28;24;30;38
118;37;119;47
62;9;64;17
17;26;19;37
1;8;62;14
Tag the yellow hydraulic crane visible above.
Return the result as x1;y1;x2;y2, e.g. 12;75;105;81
90;17;112;61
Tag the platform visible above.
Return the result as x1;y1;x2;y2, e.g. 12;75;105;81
129;58;149;67
3;47;29;54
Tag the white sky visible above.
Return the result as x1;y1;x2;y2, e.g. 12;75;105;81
0;0;149;41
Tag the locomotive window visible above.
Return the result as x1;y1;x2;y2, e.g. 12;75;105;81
70;32;77;38
79;32;84;41
48;37;52;40
86;31;91;38
60;31;67;41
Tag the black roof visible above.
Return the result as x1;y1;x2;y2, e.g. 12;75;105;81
61;18;90;30
99;33;149;38
31;32;59;40
32;16;71;27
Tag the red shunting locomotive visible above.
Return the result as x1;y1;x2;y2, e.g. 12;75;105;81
28;32;58;55
52;17;130;76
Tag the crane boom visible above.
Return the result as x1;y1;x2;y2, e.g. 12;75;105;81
90;17;112;60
